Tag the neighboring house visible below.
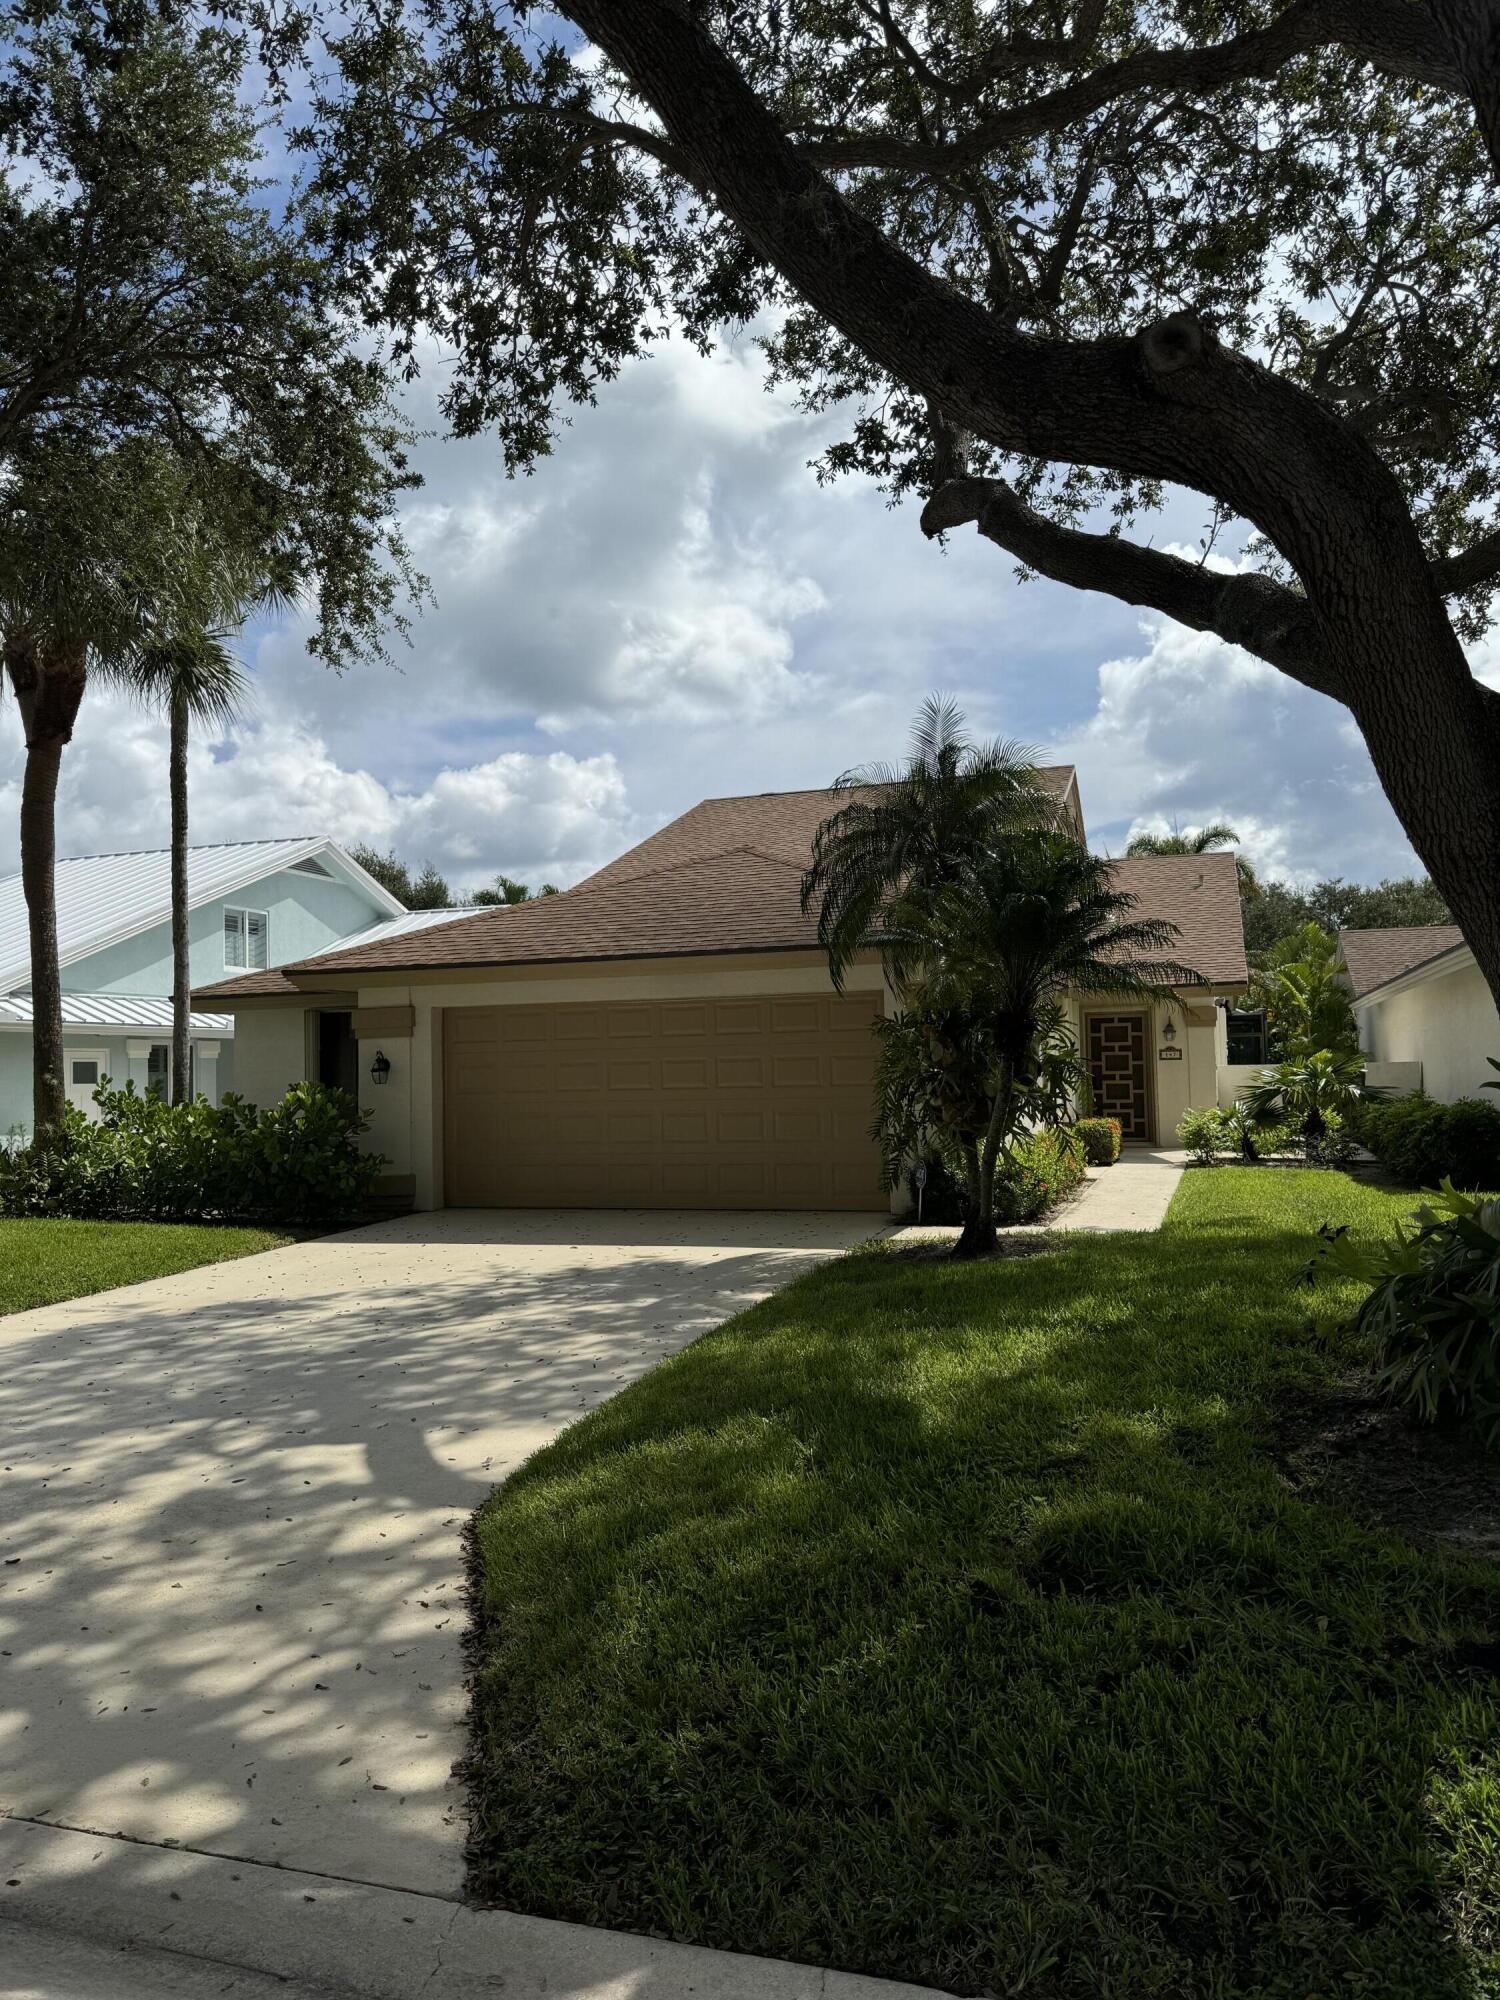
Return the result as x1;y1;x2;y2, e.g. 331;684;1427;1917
199;773;1249;1212
0;837;435;1141
1339;924;1499;1101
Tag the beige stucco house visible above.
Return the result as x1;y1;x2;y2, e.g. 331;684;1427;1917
197;772;1248;1211
1340;925;1500;1101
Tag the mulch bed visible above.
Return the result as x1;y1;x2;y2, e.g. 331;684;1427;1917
1269;1377;1500;1562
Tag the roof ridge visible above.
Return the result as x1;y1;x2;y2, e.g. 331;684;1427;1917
55;836;322;863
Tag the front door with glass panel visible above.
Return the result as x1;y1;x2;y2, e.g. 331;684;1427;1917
64;1048;110;1121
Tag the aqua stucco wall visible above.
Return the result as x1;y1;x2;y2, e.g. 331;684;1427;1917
56;868;386;997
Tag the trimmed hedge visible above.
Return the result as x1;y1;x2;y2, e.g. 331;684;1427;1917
0;1080;384;1227
1353;1091;1500;1190
1074;1116;1122;1165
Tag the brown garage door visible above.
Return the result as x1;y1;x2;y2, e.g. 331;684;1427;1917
442;992;885;1209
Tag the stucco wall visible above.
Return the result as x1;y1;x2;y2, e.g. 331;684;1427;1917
1359;960;1500;1103
231;1007;313;1108
226;966;1229;1205
61;869;386;998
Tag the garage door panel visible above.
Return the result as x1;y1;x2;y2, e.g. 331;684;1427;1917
443;993;884;1209
715;1055;765;1088
770;998;820;1033
554;1059;606;1091
661;1057;710;1089
554;1008;606;1041
771;1053;822;1088
714;1001;765;1035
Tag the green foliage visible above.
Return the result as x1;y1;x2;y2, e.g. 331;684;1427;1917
1241;877;1453;960
1244;922;1359;1058
801;695;1056;991
817;699;1193;1253
1178;1101;1335;1167
0;1082;384;1227
1179;1104;1234;1167
0;9;419;668
1073;1115;1122;1165
1355;1091;1500;1191
991;1125;1088;1224
1241;1050;1365;1146
1309;1184;1500;1444
470;875;561;905
349;845;455;910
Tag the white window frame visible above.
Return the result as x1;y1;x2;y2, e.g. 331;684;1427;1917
224;906;269;971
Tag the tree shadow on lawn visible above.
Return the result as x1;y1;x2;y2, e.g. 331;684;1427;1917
467;1213;1500;1999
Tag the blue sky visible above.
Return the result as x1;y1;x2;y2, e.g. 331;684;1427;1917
3;279;1486;894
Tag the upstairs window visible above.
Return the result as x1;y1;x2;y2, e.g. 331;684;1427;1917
224;907;268;970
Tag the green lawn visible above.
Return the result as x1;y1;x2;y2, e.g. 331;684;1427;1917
0;1216;287;1314
468;1171;1500;1998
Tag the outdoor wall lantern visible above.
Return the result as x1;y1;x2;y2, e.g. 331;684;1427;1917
1161;1016;1178;1043
370;1049;393;1087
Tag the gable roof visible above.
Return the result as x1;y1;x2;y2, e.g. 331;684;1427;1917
197;781;1249;997
1339;924;1467;1000
583;769;1081;892
0;837;406;992
1105;852;1248;986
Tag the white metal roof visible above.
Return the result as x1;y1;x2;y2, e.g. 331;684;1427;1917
0;993;234;1035
0;838;406;992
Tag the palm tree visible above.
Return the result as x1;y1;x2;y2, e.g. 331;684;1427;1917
135;633;250;1102
801;695;1061;988
1126;818;1261;898
886;830;1198;1256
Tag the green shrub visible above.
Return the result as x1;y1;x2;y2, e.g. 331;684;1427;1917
1179;1103;1331;1167
1308;1183;1500;1443
1178;1104;1230;1166
1357;1091;1500;1189
1073;1116;1122;1165
0;1081;384;1227
992;1126;1088;1224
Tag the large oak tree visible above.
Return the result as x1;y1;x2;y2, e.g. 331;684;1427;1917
239;0;1500;1001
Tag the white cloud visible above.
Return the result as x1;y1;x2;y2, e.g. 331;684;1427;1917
4;318;1489;902
0;692;632;892
1059;615;1422;885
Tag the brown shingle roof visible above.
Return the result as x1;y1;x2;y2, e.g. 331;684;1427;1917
196;779;1249;997
1339;925;1466;999
1105;851;1248;986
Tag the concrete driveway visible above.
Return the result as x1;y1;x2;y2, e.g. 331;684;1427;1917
0;1209;884;1904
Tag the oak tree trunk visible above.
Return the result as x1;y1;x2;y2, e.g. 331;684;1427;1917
169;689;191;1104
2;635;88;1148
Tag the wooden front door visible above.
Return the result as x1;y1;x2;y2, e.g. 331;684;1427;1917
1086;1013;1152;1141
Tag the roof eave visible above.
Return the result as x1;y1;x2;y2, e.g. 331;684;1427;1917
1351;940;1476;1007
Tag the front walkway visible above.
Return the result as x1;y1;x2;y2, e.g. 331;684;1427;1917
0;1210;883;1907
893;1144;1187;1245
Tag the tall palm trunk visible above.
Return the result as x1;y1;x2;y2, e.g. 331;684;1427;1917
3;634;88;1146
953;1055;1018;1261
169;686;191;1103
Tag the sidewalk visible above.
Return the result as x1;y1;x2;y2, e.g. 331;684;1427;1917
0;1818;946;2000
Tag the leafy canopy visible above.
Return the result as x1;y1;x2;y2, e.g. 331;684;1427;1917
0;7;420;668
192;0;1500;628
